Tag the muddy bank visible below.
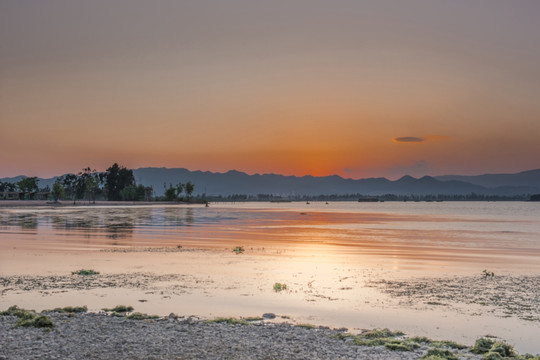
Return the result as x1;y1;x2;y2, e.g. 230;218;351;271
368;274;540;322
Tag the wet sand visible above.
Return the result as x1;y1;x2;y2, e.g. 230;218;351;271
1;202;540;354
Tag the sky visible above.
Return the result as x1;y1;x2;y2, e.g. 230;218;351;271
1;0;540;180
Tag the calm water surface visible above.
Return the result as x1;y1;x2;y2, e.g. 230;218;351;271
1;201;539;273
1;201;540;353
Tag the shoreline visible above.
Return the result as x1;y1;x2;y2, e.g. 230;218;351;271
0;308;508;359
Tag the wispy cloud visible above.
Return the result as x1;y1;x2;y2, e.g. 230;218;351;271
393;135;450;143
393;136;425;143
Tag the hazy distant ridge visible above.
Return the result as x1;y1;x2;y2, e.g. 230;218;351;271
3;168;539;197
133;167;540;196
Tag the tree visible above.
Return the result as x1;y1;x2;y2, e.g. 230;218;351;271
51;182;65;202
176;182;184;200
164;183;177;201
185;181;194;201
60;174;78;203
105;163;134;201
120;185;137;201
17;177;39;200
85;175;99;204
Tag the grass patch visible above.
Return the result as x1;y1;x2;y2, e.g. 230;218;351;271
45;306;88;314
330;333;353;341
1;305;34;317
232;246;244;254
296;323;316;329
409;336;432;344
273;282;287;292
430;340;467;350
1;306;54;329
243;316;263;322
362;328;404;339
384;340;419;352
103;305;134;313
126;312;159;320
421;348;459;360
471;337;496;354
204;317;249;325
17;315;54;328
72;269;100;275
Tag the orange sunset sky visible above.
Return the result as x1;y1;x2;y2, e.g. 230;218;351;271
1;1;539;179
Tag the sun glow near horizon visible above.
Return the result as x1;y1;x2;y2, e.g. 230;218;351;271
1;1;540;179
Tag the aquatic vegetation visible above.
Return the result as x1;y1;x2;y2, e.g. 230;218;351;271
232;246;245;254
273;282;287;292
45;306;88;314
102;305;134;313
483;269;495;278
72;269;100;275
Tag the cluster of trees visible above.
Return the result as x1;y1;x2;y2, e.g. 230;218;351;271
204;192;533;202
2;163;198;203
53;164;154;203
163;181;195;202
0;177;42;200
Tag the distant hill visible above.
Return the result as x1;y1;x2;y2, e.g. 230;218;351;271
132;167;540;197
435;169;540;188
3;168;540;197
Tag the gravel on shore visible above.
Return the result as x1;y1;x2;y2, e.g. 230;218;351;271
0;312;483;360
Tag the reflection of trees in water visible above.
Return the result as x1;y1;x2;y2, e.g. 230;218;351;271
0;213;39;229
15;213;38;229
185;208;194;225
51;214;97;230
163;207;196;227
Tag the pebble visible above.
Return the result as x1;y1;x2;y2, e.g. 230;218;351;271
0;313;482;360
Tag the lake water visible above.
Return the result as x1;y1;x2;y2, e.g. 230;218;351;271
1;201;540;353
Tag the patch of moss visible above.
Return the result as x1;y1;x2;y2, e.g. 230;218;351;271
72;269;100;275
421;348;459;360
103;305;134;313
